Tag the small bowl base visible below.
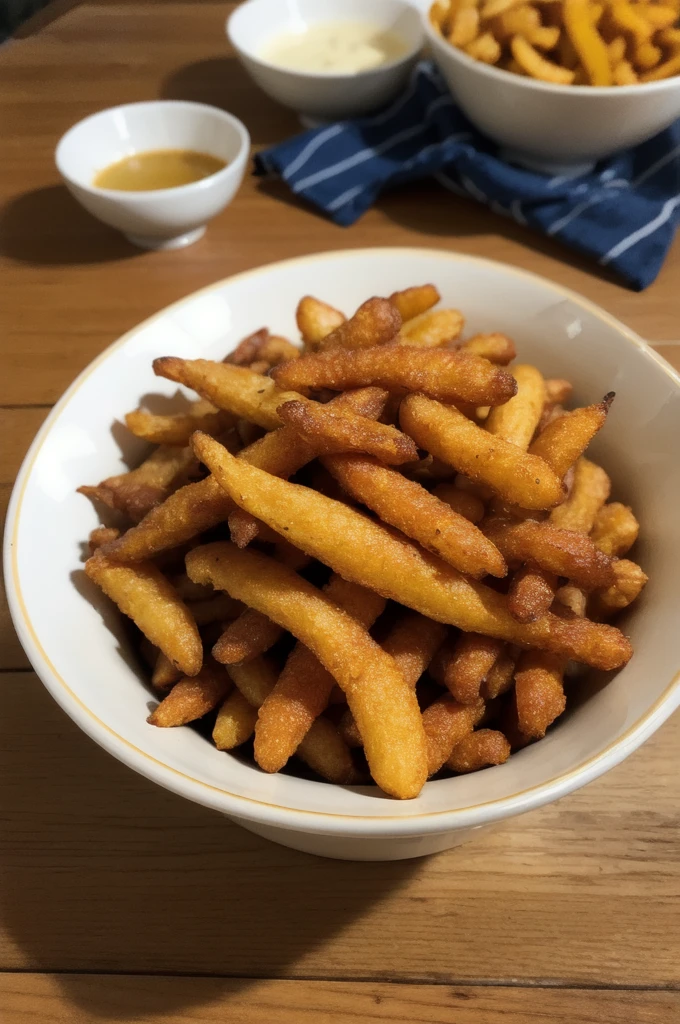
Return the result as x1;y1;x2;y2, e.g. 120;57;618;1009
124;226;206;250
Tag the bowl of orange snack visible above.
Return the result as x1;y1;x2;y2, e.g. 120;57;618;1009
426;0;680;174
6;248;679;861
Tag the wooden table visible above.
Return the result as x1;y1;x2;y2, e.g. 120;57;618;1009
1;3;679;1021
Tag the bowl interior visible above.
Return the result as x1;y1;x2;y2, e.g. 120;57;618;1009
56;102;247;189
7;248;680;834
229;0;423;67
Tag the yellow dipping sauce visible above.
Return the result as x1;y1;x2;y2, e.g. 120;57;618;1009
260;20;408;74
94;149;227;191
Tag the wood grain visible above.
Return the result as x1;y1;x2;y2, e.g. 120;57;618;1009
0;672;678;983
1;975;678;1024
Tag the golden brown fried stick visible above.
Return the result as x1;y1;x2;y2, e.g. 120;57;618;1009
318;297;401;352
192;433;632;671
507;566;558;623
148;660;231;727
102;388;388;562
84;552;202;676
446;729;511;772
277;400;418;465
485;364;545;449
423;697;485;776
88;526;120;554
514;650;567;739
151;650;182;690
398;308;464;347
484;518;615;590
389;284;440;321
254;576;386;774
340;612;448;748
296;296;346;348
430;632;504;704
459;333;516;365
589;559;648;619
125;399;235;447
213;609;284;665
590;502;639;557
400;395;564;510
213;688;258;749
432;483;485;523
322;453;507;578
529;395;614;479
550;458;611;533
154;357;304;430
481;645;518;699
79;444;199;523
273;346;518;407
186;542;428;799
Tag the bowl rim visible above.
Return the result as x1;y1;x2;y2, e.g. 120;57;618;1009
55;100;251;202
425;13;680;97
226;0;425;81
6;247;680;838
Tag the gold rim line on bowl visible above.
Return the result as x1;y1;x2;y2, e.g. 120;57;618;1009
6;248;680;831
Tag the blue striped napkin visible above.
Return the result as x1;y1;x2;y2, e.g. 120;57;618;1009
255;60;680;291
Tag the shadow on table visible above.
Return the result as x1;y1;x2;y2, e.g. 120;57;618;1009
0;674;421;1020
162;57;299;147
0;185;138;266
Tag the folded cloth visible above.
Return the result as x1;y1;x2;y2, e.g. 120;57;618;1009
255;60;680;291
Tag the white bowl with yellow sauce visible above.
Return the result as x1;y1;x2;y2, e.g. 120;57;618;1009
56;101;250;250
227;0;425;123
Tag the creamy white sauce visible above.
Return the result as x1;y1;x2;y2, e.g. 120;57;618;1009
260;20;408;74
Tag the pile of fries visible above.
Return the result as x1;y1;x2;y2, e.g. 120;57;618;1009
80;285;645;800
430;0;680;85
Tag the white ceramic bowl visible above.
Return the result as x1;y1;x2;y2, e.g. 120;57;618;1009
425;17;680;176
5;248;680;861
227;0;424;123
55;101;250;250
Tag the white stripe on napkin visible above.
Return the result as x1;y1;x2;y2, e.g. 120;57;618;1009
600;194;680;264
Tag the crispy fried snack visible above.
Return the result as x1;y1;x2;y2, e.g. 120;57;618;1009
192;432;632;671
340;612;448;748
511;36;576;84
423;697;485;776
84;552;202;676
296;296;346;348
590;502;639;557
294;716;361;785
253;576;386;774
148;660;231;727
188;593;243;626
389;284;440;321
484;517;615;589
101;388;388;563
213;609;284;665
398;308;464;347
446;729;511;772
186;542;428;799
227;330;300;369
88;525;120;554
151;650;182;690
153;357;304;430
400;394;564;510
322;453;507;578
514;650;567;738
481;645;518;699
549;457;611;533
272;346;518;407
529;395;614;479
589;559;648;618
430;633;505;704
563;0;612;84
79;444;199;522
432;483;486;523
318;297;401;352
459;333;516;365
544;379;573;406
508;566;557;623
277;400;419;465
485;364;545;449
125;399;234;447
213;688;258;749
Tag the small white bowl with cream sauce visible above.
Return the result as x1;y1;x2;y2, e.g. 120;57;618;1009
227;0;424;123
